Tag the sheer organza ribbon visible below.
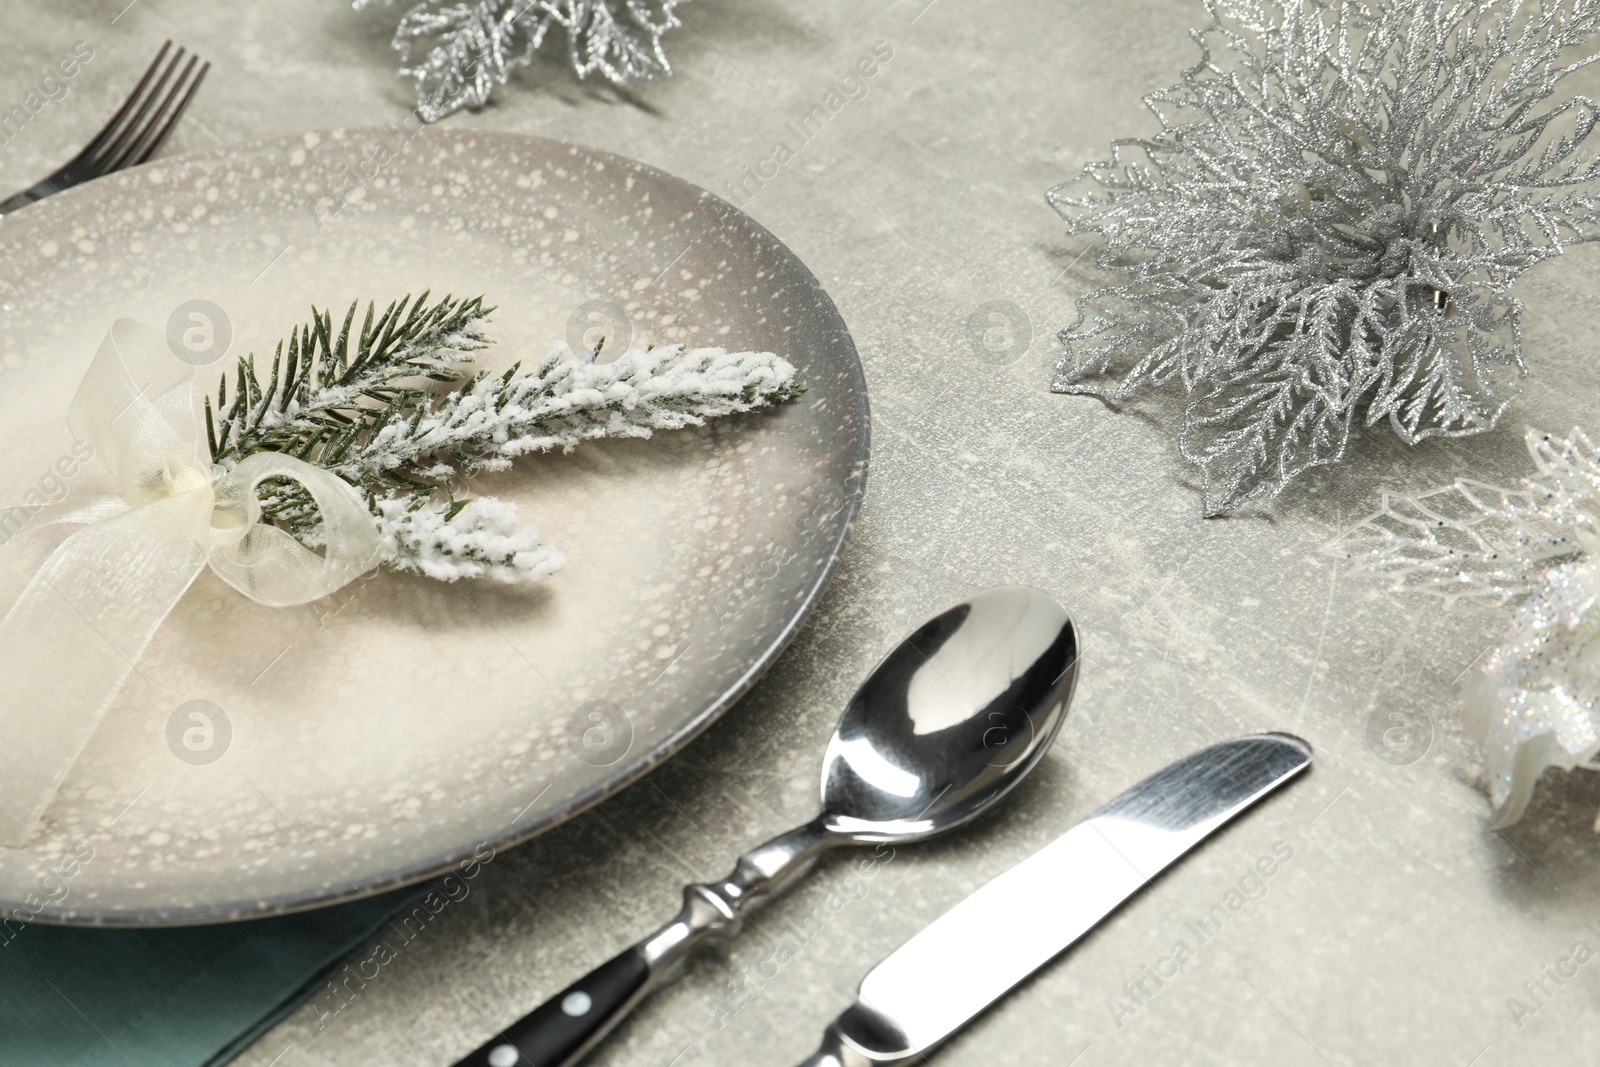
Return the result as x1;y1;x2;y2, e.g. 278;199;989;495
0;320;382;846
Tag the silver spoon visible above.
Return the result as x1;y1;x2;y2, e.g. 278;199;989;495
452;586;1080;1067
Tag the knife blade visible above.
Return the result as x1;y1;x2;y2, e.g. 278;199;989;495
792;732;1312;1067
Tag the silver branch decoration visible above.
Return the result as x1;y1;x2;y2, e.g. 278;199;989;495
355;0;687;122
1334;427;1600;827
1050;0;1600;515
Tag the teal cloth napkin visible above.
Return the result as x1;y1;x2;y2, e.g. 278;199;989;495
0;885;427;1066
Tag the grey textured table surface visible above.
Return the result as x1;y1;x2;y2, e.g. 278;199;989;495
6;2;1600;1065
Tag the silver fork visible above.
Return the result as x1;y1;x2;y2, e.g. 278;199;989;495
0;41;209;217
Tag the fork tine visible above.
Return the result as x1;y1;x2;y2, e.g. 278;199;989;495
71;41;172;165
1;39;207;213
127;59;208;168
89;47;186;174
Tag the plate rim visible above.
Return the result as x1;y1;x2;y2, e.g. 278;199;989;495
6;127;870;926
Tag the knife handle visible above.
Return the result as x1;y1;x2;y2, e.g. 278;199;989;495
449;821;834;1067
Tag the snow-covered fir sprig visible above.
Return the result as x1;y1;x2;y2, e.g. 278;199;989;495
207;292;493;480
1051;0;1600;516
374;494;565;584
358;339;804;481
354;0;688;122
209;293;799;583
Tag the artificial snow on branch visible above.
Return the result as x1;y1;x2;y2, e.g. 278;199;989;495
1051;0;1600;515
375;494;564;583
210;293;799;583
354;0;688;122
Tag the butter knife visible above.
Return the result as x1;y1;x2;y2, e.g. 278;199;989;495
795;732;1313;1066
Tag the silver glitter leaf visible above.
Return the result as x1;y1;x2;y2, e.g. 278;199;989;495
543;0;683;83
1051;0;1600;515
356;0;687;122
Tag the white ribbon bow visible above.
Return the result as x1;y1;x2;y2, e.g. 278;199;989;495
0;320;382;847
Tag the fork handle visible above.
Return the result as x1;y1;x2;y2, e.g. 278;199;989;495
0;184;50;217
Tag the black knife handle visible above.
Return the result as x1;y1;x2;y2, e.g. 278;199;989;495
452;946;651;1067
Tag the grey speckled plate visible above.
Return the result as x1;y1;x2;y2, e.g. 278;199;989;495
0;129;867;925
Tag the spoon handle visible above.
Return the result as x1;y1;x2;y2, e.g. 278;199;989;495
449;820;835;1067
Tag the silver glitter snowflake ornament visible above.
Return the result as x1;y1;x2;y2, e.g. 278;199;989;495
356;0;687;122
1335;427;1600;827
1051;0;1600;515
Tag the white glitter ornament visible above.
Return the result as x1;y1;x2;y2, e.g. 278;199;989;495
1336;427;1600;825
1468;558;1600;826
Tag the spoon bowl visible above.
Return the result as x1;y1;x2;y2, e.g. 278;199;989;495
821;585;1078;839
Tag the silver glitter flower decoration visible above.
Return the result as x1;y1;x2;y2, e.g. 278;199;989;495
1336;427;1600;826
356;0;687;122
1051;0;1600;515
